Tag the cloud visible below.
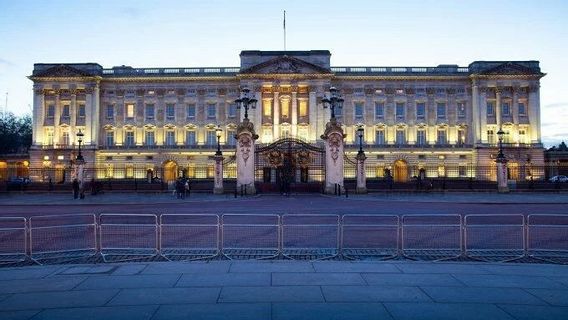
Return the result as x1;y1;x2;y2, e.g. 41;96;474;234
543;102;568;110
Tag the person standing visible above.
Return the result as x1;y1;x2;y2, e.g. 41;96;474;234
72;178;79;199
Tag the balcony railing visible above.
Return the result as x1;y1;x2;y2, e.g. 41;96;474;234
344;143;474;149
99;144;236;150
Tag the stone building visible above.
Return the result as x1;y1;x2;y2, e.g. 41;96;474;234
28;50;545;184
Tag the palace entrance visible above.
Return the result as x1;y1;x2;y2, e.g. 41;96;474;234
163;160;178;183
393;159;409;183
255;138;325;193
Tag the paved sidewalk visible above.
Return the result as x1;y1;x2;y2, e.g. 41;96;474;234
0;261;567;319
1;191;568;206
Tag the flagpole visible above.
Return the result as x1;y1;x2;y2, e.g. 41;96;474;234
283;10;286;51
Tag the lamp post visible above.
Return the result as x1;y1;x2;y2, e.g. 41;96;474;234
495;128;509;193
213;125;224;194
321;87;344;122
76;129;84;164
355;125;367;194
234;88;257;121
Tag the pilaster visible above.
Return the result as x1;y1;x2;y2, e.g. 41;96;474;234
291;91;298;136
273;91;280;139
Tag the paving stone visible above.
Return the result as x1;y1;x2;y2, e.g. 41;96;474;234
32;305;158;320
230;262;314;273
272;272;366;286
0;277;86;294
479;264;568;277
497;304;568;320
395;263;489;274
111;264;147;275
58;265;115;275
312;262;400;273
75;274;179;290
0;310;41;320
421;286;546;305
152;303;270;320
0;289;119;311
452;274;565;289
141;262;230;274
322;286;431;302
551;276;568;288
219;286;324;303
385;302;514;320
0;267;61;280
176;273;270;287
525;288;568;306
107;287;220;305
272;302;394;320
362;273;464;287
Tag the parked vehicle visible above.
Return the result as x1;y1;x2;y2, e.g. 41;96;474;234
549;175;568;183
8;177;31;185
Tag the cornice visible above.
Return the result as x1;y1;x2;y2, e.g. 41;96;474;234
333;75;469;81
102;76;238;83
469;74;545;80
237;73;334;80
28;76;103;82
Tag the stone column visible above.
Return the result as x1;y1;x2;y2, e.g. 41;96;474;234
528;84;540;143
84;86;93;146
32;86;44;145
92;83;101;147
495;87;502;129
53;92;61;146
496;158;509;193
322;118;345;194
308;90;317;142
213;154;224;194
70;91;77;145
236;118;258;195
480;87;488;143
273;91;280;139
355;151;367;194
471;82;480;144
291;91;298;136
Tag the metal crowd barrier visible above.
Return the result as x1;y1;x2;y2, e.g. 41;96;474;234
341;215;399;259
160;214;219;261
528;214;568;262
29;214;97;264
465;214;525;262
99;214;159;262
0;217;27;264
222;214;280;259
282;214;340;260
402;214;462;260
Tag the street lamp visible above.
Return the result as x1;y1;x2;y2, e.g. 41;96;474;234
321;87;344;122
76;129;84;163
215;126;223;156
234;88;257;120
357;125;365;156
496;128;506;162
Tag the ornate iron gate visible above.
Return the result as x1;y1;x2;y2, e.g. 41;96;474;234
255;138;325;193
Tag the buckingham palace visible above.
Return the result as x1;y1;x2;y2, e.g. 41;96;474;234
27;50;545;187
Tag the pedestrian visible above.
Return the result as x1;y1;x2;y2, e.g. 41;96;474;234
184;179;190;198
72;178;79;199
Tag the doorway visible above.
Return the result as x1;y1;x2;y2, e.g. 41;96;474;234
163;160;178;183
393;160;408;182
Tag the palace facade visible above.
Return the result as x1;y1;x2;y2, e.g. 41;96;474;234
28;50;545;183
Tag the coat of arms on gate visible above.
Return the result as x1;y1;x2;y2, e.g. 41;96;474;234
264;150;283;167
296;150;311;168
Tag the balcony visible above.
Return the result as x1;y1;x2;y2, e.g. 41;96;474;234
99;144;237;151
344;143;474;150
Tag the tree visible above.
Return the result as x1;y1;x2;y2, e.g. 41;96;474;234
0;113;32;154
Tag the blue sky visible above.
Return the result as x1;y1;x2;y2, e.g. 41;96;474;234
0;0;566;146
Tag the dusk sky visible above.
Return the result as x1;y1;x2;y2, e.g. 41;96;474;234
0;0;566;146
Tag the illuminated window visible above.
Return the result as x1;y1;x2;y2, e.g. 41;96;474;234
298;126;308;140
299;100;308;117
62;132;70;146
45;130;54;145
487;129;496;144
281;98;290;118
519;129;527;144
263;100;272;117
438;165;446;177
105;164;114;178
125;165;134;178
457;129;466;145
126;103;135;119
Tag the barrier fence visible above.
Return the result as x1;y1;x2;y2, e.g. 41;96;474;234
1;213;568;265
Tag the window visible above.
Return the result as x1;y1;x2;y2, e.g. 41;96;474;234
503;130;511;143
106;131;114;146
165;131;175;146
437;103;446;119
145;131;155;146
299;100;308;117
263;100;272;117
416;103;425;119
47;105;55;118
166;104;175;120
502;102;510;116
457;102;466;118
396;129;406;145
281;99;290;118
354;102;364;120
145;104;155;120
437;129;447;145
206;130;216;146
46;130;54;145
487;129;496;144
375;102;384;120
298;126;308;140
227;130;236;146
78;104;85;118
457;129;466;145
518;102;526;116
335;105;343;118
62;132;70;146
207;104;216;119
375;129;385;145
487;101;495;116
459;166;467;177
395;103;405;119
187;104;196;119
416;129;426;146
519;129;527;144
125;131;135;147
185;131;196;146
106;105;114;119
62;105;70;117
228;103;237;118
126;103;135;119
